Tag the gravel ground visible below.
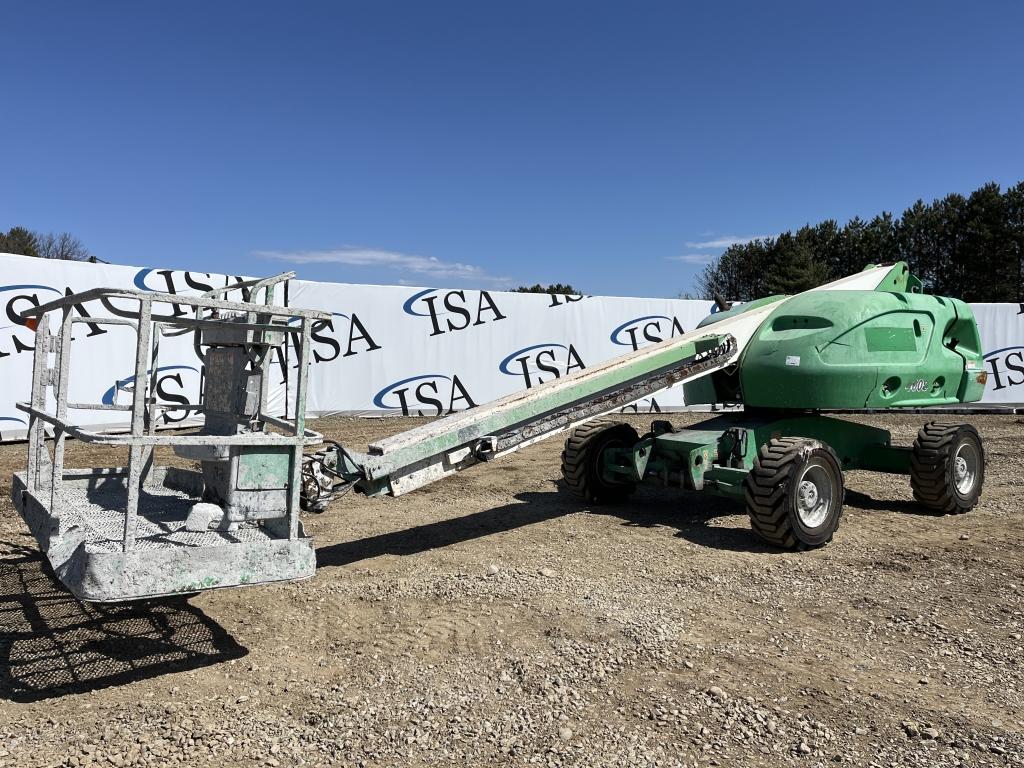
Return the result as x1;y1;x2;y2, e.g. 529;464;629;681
0;412;1022;767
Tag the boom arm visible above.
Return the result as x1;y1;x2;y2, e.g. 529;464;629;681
300;263;911;510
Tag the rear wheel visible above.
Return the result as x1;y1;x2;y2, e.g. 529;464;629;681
911;422;983;514
561;420;639;503
744;437;844;550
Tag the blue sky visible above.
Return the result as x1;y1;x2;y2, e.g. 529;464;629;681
2;2;1022;297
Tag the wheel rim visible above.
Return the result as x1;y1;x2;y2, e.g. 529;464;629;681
953;441;979;495
795;462;833;528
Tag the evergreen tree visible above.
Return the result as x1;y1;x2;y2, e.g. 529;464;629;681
1005;182;1024;302
0;227;41;257
764;233;830;294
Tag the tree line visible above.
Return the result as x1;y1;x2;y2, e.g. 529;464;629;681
694;181;1024;303
513;283;581;295
0;226;92;261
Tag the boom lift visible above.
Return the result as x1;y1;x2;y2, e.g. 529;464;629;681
303;261;987;550
11;263;987;601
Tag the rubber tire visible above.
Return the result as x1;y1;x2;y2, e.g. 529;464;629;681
910;422;984;514
744;437;844;550
561;420;640;503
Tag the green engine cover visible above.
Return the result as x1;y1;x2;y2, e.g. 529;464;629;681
740;289;986;409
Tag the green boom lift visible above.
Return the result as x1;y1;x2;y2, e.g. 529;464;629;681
304;261;988;551
11;262;988;602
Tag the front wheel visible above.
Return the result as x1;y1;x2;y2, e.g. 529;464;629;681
911;422;983;514
744;437;844;550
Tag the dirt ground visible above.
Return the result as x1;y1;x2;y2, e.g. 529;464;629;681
0;412;1022;768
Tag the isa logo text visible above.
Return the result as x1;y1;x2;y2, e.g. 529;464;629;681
499;342;586;389
372;373;477;416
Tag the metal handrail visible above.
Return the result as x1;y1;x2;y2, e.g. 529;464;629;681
16;402;323;445
197;271;295;301
20;285;330;321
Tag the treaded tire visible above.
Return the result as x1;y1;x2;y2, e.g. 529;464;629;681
744;437;844;550
910;422;984;514
561;420;639;503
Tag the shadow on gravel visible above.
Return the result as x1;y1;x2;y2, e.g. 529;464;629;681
318;484;777;565
317;491;569;567
844;489;932;516
616;487;942;553
0;546;247;703
607;488;779;553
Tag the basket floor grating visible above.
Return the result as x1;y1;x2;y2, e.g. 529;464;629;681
57;482;274;553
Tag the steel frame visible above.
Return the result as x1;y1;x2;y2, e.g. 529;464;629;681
14;273;330;571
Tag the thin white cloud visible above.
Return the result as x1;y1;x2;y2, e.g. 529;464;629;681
666;253;714;265
684;234;773;250
254;246;514;288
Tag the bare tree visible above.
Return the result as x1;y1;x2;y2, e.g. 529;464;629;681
37;231;90;261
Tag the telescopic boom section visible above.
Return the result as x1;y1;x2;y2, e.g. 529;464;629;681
311;263;911;503
359;332;736;496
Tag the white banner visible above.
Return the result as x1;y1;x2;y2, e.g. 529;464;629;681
973;302;1024;404
286;280;715;417
0;253;1020;442
0;253;288;442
